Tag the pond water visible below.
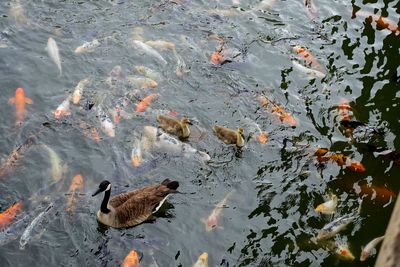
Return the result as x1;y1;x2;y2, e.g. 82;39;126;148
0;0;399;266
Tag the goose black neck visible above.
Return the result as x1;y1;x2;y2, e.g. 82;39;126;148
100;189;111;214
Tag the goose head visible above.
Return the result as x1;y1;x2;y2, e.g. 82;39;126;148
236;128;245;147
92;180;111;196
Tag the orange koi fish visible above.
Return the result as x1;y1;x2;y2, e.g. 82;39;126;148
135;93;159;113
314;148;366;173
257;95;298;126
210;51;225;65
122;250;140;267
257;132;268;144
66;174;84;212
358;184;396;203
8;87;33;125
0;201;22;229
292;46;322;70
357;11;400;33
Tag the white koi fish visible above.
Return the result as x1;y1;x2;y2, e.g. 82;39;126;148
74;39;100;54
201;191;233;231
360;236;384;261
72;77;92;104
131;40;167;65
135;66;162;81
53;96;71;119
316;214;356;241
145;40;176;51
42;144;67;182
315;194;338;215
292;60;325;79
47;37;62;76
97;107;115;137
19;203;53;250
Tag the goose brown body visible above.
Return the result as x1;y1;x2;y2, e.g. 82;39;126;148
212;125;244;147
94;179;179;228
157;115;191;139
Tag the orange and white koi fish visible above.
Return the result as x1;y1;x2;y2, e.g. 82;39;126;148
0;201;22;230
53;96;71;119
193;252;208;267
360;235;384;261
145;40;175;51
66;174;84;212
75;120;101;142
72;77;92;104
122;250;140;267
314;148;365;172
47;37;62;76
127;76;158;89
97;107;115;137
0;134;36;178
257;95;298;126
131;138;142;167
135;93;160;112
74;39;100;54
8;87;33;125
335;242;355;261
292;46;322;70
356;11;399;33
202;191;232;232
315;194;338;214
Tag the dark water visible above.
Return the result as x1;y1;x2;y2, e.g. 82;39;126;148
0;0;399;266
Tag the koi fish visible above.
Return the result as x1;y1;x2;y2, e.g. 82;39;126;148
72;77;92;104
42;144;67;182
135;66;162;81
47;37;62;76
97;107;115;137
0;201;22;230
356;11;399;33
106;65;122;89
314;148;365;172
335;242;355;261
8;87;33;125
257;95;298;126
358;184;396;203
360;235;384;261
292;60;326;79
75;120;101;142
135;93;159;112
254;0;276;10
304;0;317;19
292;46;322;70
9;0;31;28
337;98;353;121
127;76;158;89
202;191;232;231
122;250;140;267
0;214;29;246
210;51;225;65
145;40;175;51
66;174;84;212
316;213;357;241
131;40;167;65
193;252;208;267
315;194;338;214
131;138;142;167
131;27;144;42
109;95;131;123
0;134;36;178
74;39;100;54
19;203;53;250
53;96;71;119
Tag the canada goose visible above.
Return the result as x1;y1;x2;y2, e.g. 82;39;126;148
157;115;191;139
212;125;245;147
92;179;179;228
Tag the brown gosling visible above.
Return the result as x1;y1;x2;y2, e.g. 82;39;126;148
92;179;179;228
212;125;245;147
156;115;191;139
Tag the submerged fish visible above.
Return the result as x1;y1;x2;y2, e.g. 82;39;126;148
316;213;357;241
131;40;167;65
292;60;325;79
337;98;353;121
315;194;338;215
127;76;158;89
47;37;62;76
292;45;322;70
74;39;100;54
72;77;92;104
335;242;355;261
53;96;71;119
356;11;400;33
131;138;143;167
193;252;208;267
145;40;175;51
42;144;67;182
257;95;298;126
75;120;101;142
360;235;384;261
0;214;29;246
135;93;159;112
19;203;53;250
8;87;33;125
66;174;84;212
202;192;232;231
0;201;23;230
135;66;162;81
97;107;115;137
109;95;131;123
304;0;317;18
122;250;140;267
9;0;31;28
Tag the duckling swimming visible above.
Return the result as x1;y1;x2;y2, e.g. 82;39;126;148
157;115;191;139
212;125;244;147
